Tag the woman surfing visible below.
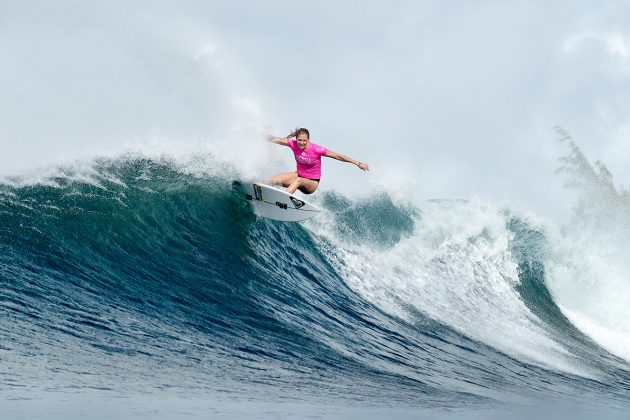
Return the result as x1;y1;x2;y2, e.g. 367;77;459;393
267;128;369;194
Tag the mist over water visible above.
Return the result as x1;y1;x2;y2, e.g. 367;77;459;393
545;129;630;362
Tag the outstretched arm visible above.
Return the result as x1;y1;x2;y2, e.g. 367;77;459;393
266;135;289;146
325;150;369;171
266;129;298;146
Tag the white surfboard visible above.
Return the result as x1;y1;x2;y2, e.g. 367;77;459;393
233;181;322;222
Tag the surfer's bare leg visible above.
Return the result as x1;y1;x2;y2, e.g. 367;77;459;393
287;177;319;195
268;172;297;187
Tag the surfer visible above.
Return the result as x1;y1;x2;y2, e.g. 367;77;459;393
266;128;369;194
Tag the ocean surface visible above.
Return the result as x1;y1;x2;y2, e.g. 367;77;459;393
1;139;630;418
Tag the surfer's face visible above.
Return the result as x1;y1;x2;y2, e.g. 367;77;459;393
296;133;309;149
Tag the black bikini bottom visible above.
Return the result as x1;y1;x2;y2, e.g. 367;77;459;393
298;175;320;182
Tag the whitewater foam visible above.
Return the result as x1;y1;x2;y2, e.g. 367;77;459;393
545;223;630;363
308;196;591;377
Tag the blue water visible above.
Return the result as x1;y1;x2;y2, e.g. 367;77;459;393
1;156;629;418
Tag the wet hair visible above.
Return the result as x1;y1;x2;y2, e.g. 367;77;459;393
293;128;310;139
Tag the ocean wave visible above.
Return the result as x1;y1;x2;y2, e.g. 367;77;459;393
1;155;629;407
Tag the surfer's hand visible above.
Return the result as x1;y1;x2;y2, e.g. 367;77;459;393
358;162;369;171
266;134;275;141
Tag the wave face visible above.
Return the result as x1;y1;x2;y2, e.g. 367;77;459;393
1;155;630;412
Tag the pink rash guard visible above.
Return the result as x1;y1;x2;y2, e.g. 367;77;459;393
287;139;327;179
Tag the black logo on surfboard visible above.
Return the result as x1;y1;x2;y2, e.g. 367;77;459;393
253;184;263;201
290;197;305;209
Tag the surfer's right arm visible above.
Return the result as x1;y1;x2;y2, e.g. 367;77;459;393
266;135;289;146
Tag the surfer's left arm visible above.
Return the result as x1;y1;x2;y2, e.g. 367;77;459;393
325;150;369;171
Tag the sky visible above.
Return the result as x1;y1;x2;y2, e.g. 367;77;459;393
2;0;630;220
